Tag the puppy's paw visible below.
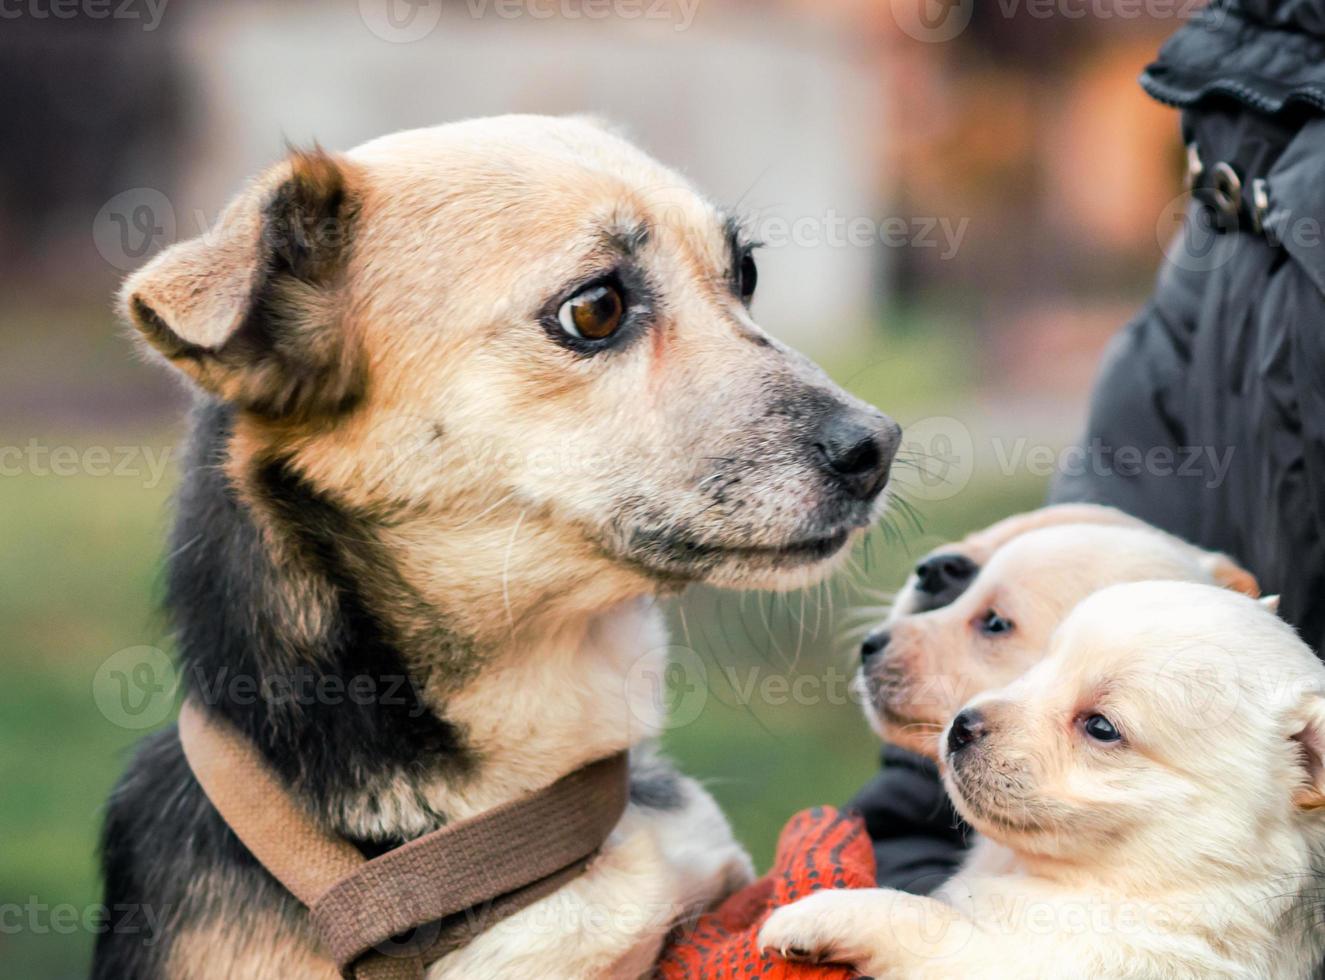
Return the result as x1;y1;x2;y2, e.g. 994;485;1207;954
758;890;879;969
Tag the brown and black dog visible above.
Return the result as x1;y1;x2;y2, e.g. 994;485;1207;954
94;115;900;978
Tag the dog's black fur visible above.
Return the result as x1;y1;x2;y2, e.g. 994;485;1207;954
93;399;467;975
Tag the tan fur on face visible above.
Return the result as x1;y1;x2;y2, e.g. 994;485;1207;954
865;513;1260;759
125;116;893;651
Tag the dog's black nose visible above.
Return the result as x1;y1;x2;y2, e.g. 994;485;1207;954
861;628;890;662
914;553;978;604
814;411;901;501
947;708;987;755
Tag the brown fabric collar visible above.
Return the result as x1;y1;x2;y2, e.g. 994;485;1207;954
177;698;630;979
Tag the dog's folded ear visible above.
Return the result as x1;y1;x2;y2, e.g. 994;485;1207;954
1290;694;1325;810
119;147;364;421
1200;552;1261;598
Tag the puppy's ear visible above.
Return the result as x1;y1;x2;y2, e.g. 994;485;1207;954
1200;552;1261;598
1261;594;1282;615
1290;695;1325;809
120;147;363;420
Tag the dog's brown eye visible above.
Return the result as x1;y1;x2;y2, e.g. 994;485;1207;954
738;250;758;301
558;284;624;341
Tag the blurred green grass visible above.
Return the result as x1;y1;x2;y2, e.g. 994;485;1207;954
0;324;1049;978
1;449;177;979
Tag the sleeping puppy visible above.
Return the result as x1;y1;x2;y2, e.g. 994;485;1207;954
762;582;1325;978
94;115;900;978
862;506;1258;760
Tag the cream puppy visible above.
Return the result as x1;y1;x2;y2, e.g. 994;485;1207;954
861;512;1258;760
761;582;1325;978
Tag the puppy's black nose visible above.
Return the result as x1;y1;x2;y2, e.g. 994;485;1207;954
814;410;901;502
915;553;978;604
860;628;890;662
947;708;987;755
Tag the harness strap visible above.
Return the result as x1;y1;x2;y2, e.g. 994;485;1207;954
178;699;630;979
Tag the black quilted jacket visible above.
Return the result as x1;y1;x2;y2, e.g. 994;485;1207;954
856;0;1325;893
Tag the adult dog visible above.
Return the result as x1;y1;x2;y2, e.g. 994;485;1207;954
93;115;899;978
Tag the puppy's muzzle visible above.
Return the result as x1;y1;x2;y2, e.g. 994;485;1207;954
812;409;900;502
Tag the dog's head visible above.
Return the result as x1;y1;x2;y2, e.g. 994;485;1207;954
860;512;1259;758
939;582;1325;881
121;116;898;637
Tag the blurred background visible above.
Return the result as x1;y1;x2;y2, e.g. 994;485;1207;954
2;1;1192;974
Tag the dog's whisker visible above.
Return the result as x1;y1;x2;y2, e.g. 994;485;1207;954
443;487;521;532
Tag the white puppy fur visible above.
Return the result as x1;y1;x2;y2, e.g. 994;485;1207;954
762;582;1325;979
862;513;1259;760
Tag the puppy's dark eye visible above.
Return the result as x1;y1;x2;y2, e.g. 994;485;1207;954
557;283;624;340
738;250;758;302
1082;714;1122;743
978;610;1014;636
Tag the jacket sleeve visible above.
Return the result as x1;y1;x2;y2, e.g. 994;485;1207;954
847;745;970;892
1048;291;1200;545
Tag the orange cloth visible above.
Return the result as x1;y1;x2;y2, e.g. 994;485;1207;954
656;806;874;979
